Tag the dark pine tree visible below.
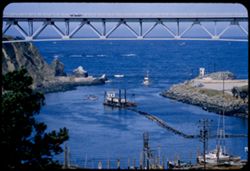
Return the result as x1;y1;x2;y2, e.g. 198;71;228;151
1;68;69;170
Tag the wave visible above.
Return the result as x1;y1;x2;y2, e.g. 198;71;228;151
121;53;136;57
69;54;83;58
53;54;63;58
85;55;94;58
96;54;107;57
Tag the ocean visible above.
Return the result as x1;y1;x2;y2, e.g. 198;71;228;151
35;40;248;168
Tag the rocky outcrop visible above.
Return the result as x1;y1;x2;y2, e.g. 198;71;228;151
50;58;67;76
161;72;248;118
35;76;106;93
2;36;54;88
2;36;105;93
73;66;88;77
197;71;236;80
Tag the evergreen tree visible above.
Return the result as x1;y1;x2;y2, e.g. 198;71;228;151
1;68;69;170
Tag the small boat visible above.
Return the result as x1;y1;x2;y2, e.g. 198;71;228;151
143;71;150;86
83;95;98;101
114;74;124;78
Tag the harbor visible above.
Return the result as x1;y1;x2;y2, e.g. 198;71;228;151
2;2;248;170
36;40;248;170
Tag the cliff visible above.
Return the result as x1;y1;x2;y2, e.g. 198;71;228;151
2;36;55;88
2;36;106;93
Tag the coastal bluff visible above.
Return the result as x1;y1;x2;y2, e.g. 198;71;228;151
2;36;106;93
161;71;248;118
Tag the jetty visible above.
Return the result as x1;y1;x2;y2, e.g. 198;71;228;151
103;89;137;108
128;108;195;139
128;108;247;139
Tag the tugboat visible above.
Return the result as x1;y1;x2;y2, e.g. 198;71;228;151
143;71;150;86
103;89;136;108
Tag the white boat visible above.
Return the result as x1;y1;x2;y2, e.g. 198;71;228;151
114;74;124;78
197;146;232;164
143;71;150;85
197;109;241;165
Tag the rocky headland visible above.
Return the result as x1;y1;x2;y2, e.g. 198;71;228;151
161;71;248;118
2;36;107;93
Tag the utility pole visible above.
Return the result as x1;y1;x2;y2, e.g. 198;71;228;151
64;143;68;169
143;132;150;169
198;119;212;170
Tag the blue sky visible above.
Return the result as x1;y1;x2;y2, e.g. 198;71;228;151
3;3;248;38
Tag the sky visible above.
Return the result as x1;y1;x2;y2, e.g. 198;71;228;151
2;3;248;38
3;3;248;14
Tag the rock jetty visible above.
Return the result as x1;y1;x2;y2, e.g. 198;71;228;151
2;36;106;93
161;72;248;118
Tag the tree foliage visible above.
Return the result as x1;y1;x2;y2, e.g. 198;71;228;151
1;68;69;170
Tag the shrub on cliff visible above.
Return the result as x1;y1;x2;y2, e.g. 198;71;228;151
232;85;248;102
1;68;69;170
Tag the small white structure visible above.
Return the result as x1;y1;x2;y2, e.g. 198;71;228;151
107;91;116;98
199;67;205;77
143;71;150;86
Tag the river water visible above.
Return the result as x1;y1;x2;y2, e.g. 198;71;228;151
35;40;248;168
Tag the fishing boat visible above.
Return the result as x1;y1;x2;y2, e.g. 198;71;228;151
197;146;240;164
197;103;241;165
143;71;150;86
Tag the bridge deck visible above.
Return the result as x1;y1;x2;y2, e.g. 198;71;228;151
3;13;248;20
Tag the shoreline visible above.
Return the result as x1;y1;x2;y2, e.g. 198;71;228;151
161;78;248;119
34;76;106;94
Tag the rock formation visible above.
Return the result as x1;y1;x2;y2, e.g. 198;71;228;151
161;72;248;118
198;71;236;80
2;36;54;88
73;66;88;77
50;58;67;76
2;36;105;93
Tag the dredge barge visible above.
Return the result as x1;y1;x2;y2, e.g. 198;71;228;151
103;89;136;108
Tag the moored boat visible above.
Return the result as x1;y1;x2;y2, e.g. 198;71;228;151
143;71;150;86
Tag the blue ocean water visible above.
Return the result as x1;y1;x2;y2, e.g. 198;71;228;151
35;40;248;168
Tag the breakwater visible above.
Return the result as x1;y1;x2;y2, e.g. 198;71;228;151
128;108;247;139
128;108;195;139
161;74;248;118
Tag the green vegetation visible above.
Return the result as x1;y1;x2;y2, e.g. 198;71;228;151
231;85;248;102
198;88;222;97
1;68;69;170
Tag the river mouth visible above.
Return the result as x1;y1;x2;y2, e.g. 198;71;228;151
36;40;248;168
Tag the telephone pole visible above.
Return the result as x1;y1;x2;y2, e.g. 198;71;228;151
198;119;212;170
143;132;150;169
